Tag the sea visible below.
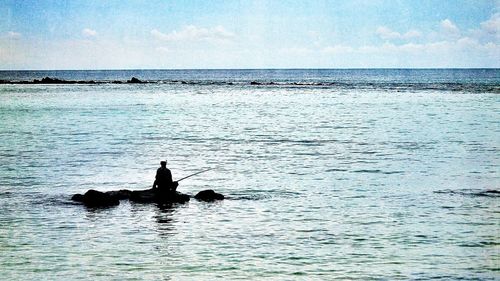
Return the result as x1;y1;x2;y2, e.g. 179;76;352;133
0;69;498;280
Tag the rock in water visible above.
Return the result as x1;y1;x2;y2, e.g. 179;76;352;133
71;188;199;207
72;189;120;207
194;190;224;201
39;77;65;84
105;189;132;200
130;188;190;204
71;194;84;202
127;77;142;83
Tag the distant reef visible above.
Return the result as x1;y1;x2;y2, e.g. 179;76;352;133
0;76;147;84
1;77;498;93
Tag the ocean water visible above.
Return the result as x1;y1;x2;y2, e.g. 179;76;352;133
0;69;498;280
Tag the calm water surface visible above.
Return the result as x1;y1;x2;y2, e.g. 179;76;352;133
0;70;498;280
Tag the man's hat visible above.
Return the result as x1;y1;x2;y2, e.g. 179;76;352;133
160;160;167;165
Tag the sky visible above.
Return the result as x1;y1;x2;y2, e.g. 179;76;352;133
0;0;498;69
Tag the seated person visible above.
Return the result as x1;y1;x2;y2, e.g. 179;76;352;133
152;160;178;192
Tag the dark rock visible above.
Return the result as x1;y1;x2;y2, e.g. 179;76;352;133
71;187;193;207
130;188;190;204
41;77;57;83
105;189;133;200
72;189;120;207
194;190;224;202
127;77;143;83
77;80;96;84
71;194;84;202
250;81;261;85
31;77;84;84
39;77;67;84
130;189;156;202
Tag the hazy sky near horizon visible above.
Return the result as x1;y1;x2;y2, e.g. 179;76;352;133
0;0;498;69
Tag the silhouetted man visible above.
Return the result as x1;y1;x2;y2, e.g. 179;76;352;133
153;160;178;192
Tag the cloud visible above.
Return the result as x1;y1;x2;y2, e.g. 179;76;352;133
359;16;498;67
82;28;97;37
440;19;460;37
455;13;499;43
151;25;234;42
480;13;500;35
280;47;313;54
6;31;22;39
358;39;497;55
156;46;170;53
376;26;421;40
2;14;499;69
319;38;500;68
322;45;354;54
376;26;400;39
404;30;422;38
476;13;500;42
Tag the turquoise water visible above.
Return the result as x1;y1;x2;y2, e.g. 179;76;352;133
0;70;499;280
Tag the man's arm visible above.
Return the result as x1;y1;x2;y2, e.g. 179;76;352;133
152;168;160;188
166;169;173;183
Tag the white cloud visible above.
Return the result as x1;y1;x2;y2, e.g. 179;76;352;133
320;38;500;68
475;13;500;42
6;31;22;39
150;29;166;40
322;45;354;54
362;40;497;55
376;26;400;39
404;30;422;38
280;47;313;55
440;19;460;36
151;25;234;42
455;13;499;44
82;28;97;37
2;15;499;69
480;13;500;35
376;26;421;40
156;47;170;53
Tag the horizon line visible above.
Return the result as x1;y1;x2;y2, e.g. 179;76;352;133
0;67;499;71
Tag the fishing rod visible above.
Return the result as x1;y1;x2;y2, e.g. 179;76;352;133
176;168;214;182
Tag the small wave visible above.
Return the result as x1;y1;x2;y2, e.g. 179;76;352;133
227;189;301;201
351;151;377;154
82;151;124;156
226;193;271;201
458;241;500;247
434;189;500;197
382;171;404;174
0;191;14;198
392;141;435;151
325;168;348;172
351;169;403;174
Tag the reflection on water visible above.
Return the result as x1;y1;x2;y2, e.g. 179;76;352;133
154;204;177;233
0;78;498;280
